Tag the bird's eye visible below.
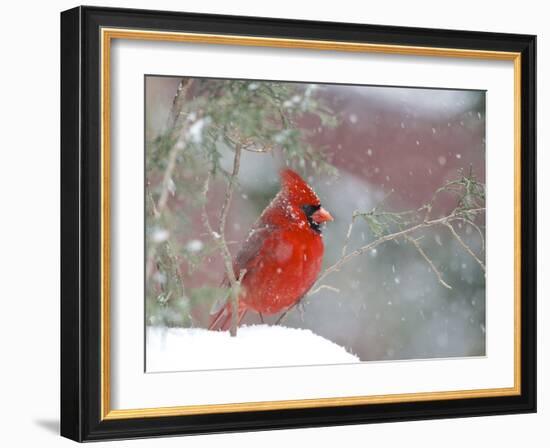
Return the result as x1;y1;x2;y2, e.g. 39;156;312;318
302;204;321;217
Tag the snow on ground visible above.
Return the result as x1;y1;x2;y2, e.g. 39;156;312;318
146;325;359;372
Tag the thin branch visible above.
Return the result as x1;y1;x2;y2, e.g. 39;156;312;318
341;191;397;258
219;144;243;336
146;185;160;218
276;284;338;324
156;78;194;214
219;144;242;247
309;284;341;296
405;235;452;289
374;189;395;211
455;217;485;253
444;222;486;272
223;129;275;154
201;172;217;239
242;146;274;153
341;211;358;257
166;78;190;131
230;269;247;335
275;308;288;325
165;239;190;300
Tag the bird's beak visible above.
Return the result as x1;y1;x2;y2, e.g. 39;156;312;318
311;207;334;223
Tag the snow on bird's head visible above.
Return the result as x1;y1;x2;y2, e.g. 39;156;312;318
279;168;320;207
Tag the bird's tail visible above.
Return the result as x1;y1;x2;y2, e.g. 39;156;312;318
208;305;247;331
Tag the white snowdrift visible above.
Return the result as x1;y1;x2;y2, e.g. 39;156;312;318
146;325;359;372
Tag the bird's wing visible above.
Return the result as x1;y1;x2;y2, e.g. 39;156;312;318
234;225;274;272
209;224;274;316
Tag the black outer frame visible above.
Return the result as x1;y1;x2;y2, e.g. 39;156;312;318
60;5;536;442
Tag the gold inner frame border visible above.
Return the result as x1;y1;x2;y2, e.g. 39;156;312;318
100;27;522;420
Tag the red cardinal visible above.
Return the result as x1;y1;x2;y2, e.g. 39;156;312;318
209;168;333;331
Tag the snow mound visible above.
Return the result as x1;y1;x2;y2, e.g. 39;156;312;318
146;325;359;372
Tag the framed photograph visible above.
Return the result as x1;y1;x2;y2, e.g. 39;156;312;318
60;6;536;441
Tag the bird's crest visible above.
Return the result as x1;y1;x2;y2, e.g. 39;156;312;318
280;168;321;207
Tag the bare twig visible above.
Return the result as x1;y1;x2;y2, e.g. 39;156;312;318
405;235;452;289
146;185;160;218
444;222;486;272
155;78;194;214
165;239;190;300
230;268;247;335
219;144;242;246
201;172;217;238
374;189;395;211
455;217;485;253
309;284;341;295
275;311;286;325
276;283;339;324
242;146;274;153
222;128;275;154
219;144;243;336
341;192;398;258
341;211;358;257
167;79;190;131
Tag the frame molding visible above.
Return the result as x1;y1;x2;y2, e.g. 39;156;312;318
61;5;536;441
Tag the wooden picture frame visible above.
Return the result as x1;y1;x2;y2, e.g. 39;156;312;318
61;5;536;441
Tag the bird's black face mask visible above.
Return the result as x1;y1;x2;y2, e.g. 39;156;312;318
302;204;322;234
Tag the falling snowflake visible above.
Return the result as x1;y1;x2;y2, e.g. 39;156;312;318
167;177;176;196
152;227;169;243
186;239;204;253
187;117;211;143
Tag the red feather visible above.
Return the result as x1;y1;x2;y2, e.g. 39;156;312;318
209;169;333;331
